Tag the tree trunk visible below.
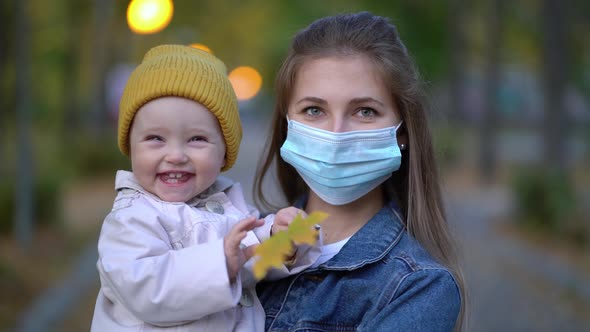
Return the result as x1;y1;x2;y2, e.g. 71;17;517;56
87;0;114;137
0;1;11;179
448;0;467;122
479;0;502;182
14;0;33;251
541;0;568;171
62;0;82;141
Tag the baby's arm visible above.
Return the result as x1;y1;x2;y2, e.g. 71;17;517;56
97;202;250;326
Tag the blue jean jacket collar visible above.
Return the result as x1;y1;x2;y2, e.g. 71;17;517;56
295;197;405;271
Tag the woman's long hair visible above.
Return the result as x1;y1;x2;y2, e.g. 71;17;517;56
254;12;466;330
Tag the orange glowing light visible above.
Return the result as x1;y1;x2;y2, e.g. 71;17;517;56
228;66;263;101
127;0;174;34
190;43;212;54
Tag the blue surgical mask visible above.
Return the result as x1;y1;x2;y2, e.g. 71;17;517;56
280;119;403;205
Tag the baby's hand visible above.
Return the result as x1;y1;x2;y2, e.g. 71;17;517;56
271;207;307;235
224;216;264;282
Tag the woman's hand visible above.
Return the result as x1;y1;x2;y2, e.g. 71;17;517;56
271;207;307;235
271;207;307;266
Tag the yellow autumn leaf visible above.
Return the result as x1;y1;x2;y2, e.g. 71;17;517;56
253;211;328;280
288;211;328;245
253;231;292;279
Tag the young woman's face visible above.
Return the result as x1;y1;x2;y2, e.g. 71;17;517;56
287;55;401;131
129;96;226;202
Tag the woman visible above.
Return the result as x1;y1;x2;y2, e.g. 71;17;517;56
254;12;466;331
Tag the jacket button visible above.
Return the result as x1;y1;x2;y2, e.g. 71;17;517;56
240;288;253;307
205;200;224;214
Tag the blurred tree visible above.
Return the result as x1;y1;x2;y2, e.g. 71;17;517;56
1;1;17;180
168;0;294;91
61;0;87;139
357;1;450;79
0;1;8;178
479;0;503;182
88;0;115;137
447;0;467;121
391;1;449;79
163;1;450;96
14;0;33;251
541;0;568;171
570;0;590;98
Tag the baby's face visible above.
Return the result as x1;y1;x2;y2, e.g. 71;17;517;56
129;96;226;202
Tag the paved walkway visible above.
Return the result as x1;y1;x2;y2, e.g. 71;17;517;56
447;186;590;331
12;113;590;331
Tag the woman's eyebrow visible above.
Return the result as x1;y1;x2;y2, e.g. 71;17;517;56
295;96;327;105
349;97;385;107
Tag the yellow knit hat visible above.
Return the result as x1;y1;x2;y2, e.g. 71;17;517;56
118;44;241;171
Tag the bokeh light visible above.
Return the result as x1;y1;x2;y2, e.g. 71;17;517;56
228;66;263;101
190;43;212;54
127;0;174;34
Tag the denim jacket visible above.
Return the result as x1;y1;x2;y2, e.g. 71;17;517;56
257;201;461;332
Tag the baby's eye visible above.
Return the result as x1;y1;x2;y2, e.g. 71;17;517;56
357;108;376;118
304;107;323;117
146;135;163;141
190;136;207;142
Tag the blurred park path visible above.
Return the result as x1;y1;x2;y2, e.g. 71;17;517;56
12;113;590;332
445;175;590;331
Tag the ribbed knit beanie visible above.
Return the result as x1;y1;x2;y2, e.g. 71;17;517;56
118;44;241;171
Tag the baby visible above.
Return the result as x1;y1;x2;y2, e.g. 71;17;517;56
91;44;317;331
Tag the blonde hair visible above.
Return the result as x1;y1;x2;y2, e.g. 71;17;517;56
254;12;466;330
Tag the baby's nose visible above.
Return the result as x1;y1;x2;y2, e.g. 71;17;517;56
165;146;188;164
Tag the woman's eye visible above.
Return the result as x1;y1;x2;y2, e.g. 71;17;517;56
146;135;163;141
304;107;322;117
357;108;376;118
190;136;207;142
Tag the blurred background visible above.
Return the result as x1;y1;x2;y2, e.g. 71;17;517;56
1;0;589;331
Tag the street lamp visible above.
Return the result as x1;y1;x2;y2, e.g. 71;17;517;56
127;0;173;34
228;66;263;101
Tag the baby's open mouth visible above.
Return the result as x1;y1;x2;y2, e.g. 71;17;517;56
160;172;192;184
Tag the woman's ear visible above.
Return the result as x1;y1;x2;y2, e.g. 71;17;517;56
397;123;408;150
398;134;408;149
